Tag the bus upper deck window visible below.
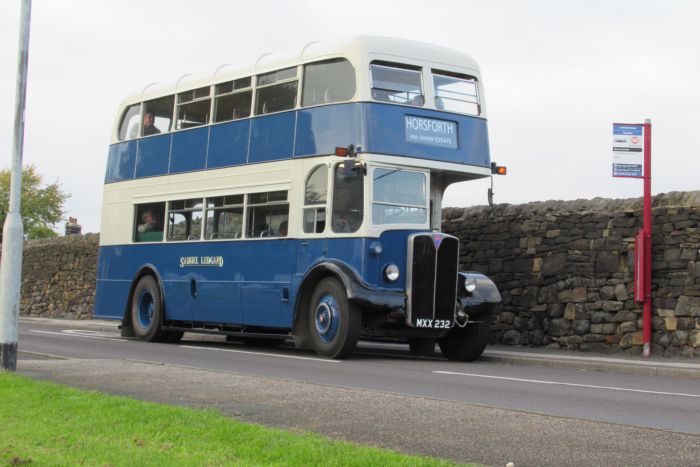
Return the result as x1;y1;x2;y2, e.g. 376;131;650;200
119;104;141;141
214;77;252;123
142;95;175;137
302;59;356;107
255;67;298;115
432;70;480;115
176;86;212;130
370;62;424;106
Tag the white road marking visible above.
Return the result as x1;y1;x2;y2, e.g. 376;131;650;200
180;345;341;363
29;329;126;342
434;370;700;398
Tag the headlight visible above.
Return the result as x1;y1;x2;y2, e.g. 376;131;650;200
384;264;399;282
464;277;477;293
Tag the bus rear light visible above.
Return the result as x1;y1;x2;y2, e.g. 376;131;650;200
335;147;349;157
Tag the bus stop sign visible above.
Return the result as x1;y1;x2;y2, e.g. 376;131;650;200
612;123;644;178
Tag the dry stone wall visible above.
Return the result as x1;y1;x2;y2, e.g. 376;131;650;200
13;234;99;320
4;192;700;357
443;192;700;358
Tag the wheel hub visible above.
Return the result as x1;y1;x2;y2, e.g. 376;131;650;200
314;295;339;342
137;291;154;328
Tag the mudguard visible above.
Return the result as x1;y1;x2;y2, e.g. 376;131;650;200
457;271;501;316
299;260;405;312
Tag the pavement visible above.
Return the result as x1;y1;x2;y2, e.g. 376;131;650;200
20;316;700;379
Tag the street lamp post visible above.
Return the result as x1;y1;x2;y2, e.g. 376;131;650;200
0;0;33;372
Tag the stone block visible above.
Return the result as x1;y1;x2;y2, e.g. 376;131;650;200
619;321;637;334
678;317;696;330
664;248;681;262
558;289;572;303
573;319;590;335
665;317;678;331
541;253;567;277
532;257;542;273
673;331;689;346
600;286;616;301
620;331;644;349
502;330;522;345
690;331;700;348
583;334;604;343
549;318;572;337
564;303;577;320
656;309;675;317
547;304;563;318
572;287;587;303
675;296;691;316
546;229;560;238
614;284;629;301
595;252;619;274
602;301;624;312
680;248;697;261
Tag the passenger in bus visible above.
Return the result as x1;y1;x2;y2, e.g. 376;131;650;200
137;210;159;233
276;220;288;237
142;112;161;136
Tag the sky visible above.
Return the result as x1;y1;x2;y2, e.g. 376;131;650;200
1;0;699;234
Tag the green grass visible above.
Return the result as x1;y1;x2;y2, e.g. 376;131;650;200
0;373;461;466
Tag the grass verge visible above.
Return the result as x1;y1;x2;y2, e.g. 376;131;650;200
0;373;462;466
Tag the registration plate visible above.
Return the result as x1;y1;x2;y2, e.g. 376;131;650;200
414;318;452;329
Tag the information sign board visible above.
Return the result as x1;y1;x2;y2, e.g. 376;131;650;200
612;123;644;178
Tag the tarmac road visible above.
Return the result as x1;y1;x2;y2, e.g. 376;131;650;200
15;318;700;466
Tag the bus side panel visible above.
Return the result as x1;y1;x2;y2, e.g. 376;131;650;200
135;134;172;178
105;142;137;183
235;239;295;327
294;104;365;157
207;120;250;169
362;103;491;167
249;113;296;163
170;126;208;174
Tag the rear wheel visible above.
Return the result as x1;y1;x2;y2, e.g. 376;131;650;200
130;275;168;342
438;314;491;362
308;278;360;359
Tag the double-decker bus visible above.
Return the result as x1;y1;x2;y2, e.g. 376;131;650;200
94;36;502;360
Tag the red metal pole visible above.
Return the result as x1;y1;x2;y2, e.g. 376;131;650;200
642;119;652;357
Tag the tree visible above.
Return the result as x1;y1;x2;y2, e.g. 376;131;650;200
0;165;69;241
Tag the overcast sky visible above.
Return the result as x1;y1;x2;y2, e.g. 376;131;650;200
1;0;699;233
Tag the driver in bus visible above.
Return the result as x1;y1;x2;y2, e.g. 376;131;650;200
142;111;161;136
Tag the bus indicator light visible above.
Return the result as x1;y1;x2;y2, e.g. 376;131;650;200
335;147;349;157
490;162;507;175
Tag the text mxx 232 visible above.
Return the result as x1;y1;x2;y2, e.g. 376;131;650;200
415;319;452;329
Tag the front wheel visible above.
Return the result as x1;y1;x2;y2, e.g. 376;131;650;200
438;314;491;362
131;275;169;342
308;278;360;359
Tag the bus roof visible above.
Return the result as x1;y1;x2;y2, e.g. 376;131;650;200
121;36;482;105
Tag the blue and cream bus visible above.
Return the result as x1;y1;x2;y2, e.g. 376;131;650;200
94;36;502;360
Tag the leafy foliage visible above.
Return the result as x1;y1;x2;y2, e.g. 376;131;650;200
0;165;68;240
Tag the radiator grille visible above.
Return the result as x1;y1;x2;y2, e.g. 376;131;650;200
406;233;459;327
